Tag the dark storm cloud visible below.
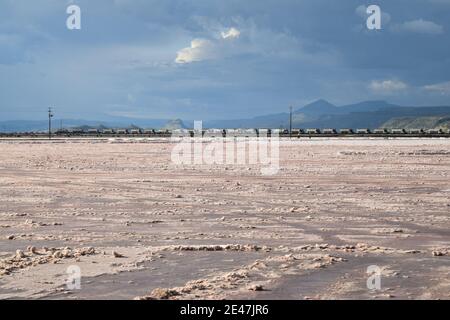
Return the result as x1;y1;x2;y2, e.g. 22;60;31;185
0;0;449;120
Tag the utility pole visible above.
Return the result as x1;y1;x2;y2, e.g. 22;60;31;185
48;107;54;140
289;106;293;138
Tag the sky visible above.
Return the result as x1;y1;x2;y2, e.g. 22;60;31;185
1;0;450;121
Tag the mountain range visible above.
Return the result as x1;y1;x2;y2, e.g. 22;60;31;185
1;100;450;132
203;100;450;129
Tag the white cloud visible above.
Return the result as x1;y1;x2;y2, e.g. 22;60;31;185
393;19;444;35
423;81;450;94
175;38;216;64
221;27;240;39
355;5;367;18
175;28;240;64
369;79;408;94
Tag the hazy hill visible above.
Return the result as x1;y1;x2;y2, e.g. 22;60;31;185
382;116;450;129
204;100;450;129
295;100;396;116
289;100;399;128
2;100;450;132
0;119;113;133
289;106;450;130
0;118;169;133
163;119;187;130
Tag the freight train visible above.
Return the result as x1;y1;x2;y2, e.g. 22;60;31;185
0;127;449;138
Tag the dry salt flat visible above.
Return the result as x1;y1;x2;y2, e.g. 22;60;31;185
0;138;449;300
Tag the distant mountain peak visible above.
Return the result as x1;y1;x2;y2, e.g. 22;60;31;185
295;99;337;115
163;119;187;130
303;99;336;108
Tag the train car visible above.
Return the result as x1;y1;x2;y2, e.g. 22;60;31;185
409;128;424;134
233;129;255;137
172;129;191;137
116;129;128;135
356;128;371;134
340;128;354;134
225;129;237;137
55;129;69;136
257;129;271;137
271;129;283;136
155;129;170;136
392;129;407;134
204;129;224;138
102;129;114;134
187;130;195;137
427;128;444;134
143;129;155;135
87;128;99;135
225;129;256;137
323;128;337;134
244;129;258;137
306;128;321;134
68;128;84;135
129;128;142;135
373;128;389;134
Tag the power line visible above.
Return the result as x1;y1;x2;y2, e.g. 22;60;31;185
48;107;54;140
289;105;293;138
